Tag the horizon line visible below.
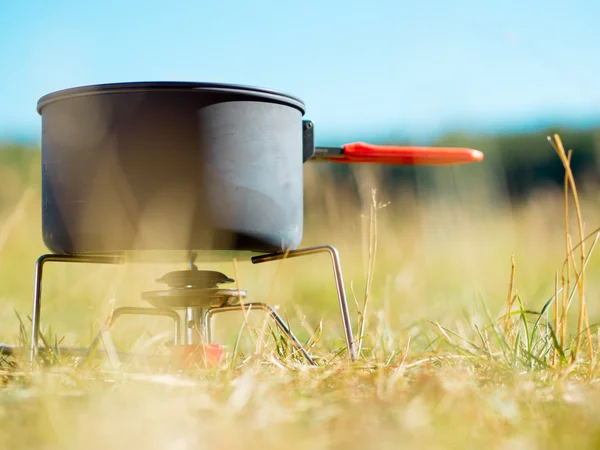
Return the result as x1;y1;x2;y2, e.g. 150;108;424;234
2;113;600;147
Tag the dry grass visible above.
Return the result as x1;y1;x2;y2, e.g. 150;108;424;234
1;136;600;448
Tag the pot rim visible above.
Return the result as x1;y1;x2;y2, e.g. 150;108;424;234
36;81;306;115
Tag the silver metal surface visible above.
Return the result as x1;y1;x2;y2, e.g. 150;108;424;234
251;245;357;361
310;146;345;160
185;307;205;344
206;302;317;366
29;254;125;365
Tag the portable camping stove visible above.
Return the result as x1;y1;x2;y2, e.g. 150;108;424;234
29;246;355;367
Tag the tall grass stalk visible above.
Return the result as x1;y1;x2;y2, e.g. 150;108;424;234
561;151;572;351
357;189;378;357
548;134;592;364
504;252;516;335
553;271;559;366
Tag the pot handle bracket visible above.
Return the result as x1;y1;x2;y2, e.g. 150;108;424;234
302;120;315;162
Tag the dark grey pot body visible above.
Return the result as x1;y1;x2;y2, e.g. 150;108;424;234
38;83;306;257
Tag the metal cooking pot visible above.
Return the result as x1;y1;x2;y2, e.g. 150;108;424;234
37;82;482;259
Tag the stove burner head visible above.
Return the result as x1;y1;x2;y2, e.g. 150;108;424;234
157;269;234;289
142;288;246;308
142;269;245;308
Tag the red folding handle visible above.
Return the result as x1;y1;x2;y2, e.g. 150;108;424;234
336;142;484;166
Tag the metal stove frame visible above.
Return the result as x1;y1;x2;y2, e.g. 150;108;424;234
29;245;357;366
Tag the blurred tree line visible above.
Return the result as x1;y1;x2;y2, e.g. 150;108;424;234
434;127;600;199
322;126;600;204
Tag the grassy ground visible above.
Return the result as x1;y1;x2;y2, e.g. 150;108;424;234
2;136;600;448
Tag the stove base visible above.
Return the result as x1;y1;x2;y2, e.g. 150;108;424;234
28;245;357;369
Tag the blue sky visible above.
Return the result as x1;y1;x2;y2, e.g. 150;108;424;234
1;0;599;144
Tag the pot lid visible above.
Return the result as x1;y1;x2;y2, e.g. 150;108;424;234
36;81;306;114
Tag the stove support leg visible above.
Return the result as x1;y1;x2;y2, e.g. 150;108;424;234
206;303;317;366
251;245;357;361
29;255;46;366
29;254;125;366
204;311;213;344
85;307;181;361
